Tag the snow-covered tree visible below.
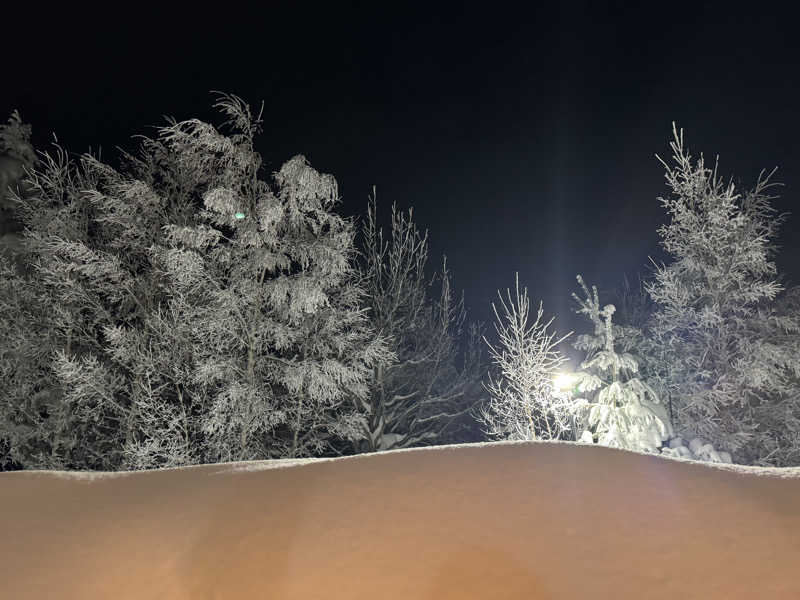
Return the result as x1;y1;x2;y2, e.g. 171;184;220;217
479;273;574;441
140;94;393;461
0;110;39;278
0;92;393;469
0;100;247;470
0;138;141;470
0;253;65;470
645;123;800;464
0;111;42;470
0;110;37;167
722;284;800;466
354;192;485;453
604;272;677;424
570;275;672;452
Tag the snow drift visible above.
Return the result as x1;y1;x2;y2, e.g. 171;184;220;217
1;440;799;599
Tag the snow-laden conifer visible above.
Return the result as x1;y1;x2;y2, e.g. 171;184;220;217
570;275;672;452
604;273;677;424
645;123;800;464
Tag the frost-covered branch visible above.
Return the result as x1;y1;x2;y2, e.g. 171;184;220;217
353;190;486;452
478;273;574;442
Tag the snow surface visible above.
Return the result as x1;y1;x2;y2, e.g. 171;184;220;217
1;440;799;599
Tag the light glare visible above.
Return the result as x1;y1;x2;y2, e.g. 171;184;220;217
552;372;576;391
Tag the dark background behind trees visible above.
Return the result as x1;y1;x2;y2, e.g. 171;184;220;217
2;2;800;469
2;1;799;362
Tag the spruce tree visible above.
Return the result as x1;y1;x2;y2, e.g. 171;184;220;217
570;275;672;452
645;123;799;464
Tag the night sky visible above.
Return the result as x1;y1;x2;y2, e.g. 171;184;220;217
3;2;799;364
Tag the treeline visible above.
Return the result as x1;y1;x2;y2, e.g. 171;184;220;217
0;95;485;471
478;124;800;467
1;96;798;471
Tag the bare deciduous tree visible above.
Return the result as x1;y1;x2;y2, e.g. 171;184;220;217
479;273;574;441
355;191;485;453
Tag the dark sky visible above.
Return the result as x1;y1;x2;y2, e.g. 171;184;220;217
3;2;799;359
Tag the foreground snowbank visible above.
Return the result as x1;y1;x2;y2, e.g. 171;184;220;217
1;440;798;599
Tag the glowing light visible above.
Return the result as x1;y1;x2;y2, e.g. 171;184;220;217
552;372;576;392
234;212;246;219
